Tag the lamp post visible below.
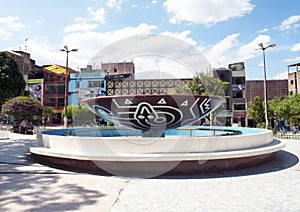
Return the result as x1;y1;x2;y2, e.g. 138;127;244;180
257;43;276;129
60;45;78;128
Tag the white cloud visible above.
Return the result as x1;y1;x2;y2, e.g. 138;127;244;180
258;28;269;33
0;29;12;40
273;71;288;80
205;34;240;67
238;34;271;61
107;0;123;12
61;23;158;68
283;56;300;63
0;16;24;40
64;7;106;33
87;7;106;23
64;23;98;33
278;15;300;31
36;19;42;24
163;0;254;26
151;0;157;4
161;30;197;46
12;37;64;66
291;43;300;52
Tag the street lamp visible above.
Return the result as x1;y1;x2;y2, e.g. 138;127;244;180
60;45;78;128
257;43;276;129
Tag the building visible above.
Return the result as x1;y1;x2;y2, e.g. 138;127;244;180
106;78;190;96
287;62;300;95
5;50;36;90
100;61;135;78
42;64;78;125
68;62;135;106
246;80;288;105
69;71;106;106
212;68;233;126
228;62;247;127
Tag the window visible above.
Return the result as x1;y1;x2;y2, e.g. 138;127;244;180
88;80;104;88
114;68;117;73
234;104;245;110
291;80;294;85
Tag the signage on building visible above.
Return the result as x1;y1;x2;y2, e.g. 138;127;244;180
233;98;245;104
216;111;233;117
234;111;246;116
232;84;245;90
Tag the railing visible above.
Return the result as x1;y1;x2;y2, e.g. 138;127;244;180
275;133;300;140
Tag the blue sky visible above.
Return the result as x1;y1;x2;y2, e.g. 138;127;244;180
1;0;300;80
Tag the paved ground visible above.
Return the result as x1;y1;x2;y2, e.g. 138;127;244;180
0;132;299;211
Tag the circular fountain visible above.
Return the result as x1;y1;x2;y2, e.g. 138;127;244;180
29;94;285;177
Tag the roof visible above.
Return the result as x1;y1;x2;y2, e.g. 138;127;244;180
287;62;300;67
44;64;78;75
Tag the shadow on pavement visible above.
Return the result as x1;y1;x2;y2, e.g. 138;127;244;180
158;150;299;179
0;138;105;211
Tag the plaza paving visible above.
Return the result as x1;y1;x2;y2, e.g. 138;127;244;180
0;132;299;211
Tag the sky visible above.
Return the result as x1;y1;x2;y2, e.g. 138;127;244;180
1;0;300;80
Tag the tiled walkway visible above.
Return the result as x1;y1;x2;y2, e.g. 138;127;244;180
0;133;299;211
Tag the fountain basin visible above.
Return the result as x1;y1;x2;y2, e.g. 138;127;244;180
29;127;285;176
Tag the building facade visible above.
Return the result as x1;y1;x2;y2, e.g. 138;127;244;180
42;64;77;125
106;78;190;96
288;62;300;95
68;62;135;106
246;80;288;105
212;68;233;126
69;72;106;106
5;50;36;90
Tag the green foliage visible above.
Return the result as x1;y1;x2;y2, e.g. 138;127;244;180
2;96;43;124
0;52;26;106
62;105;96;125
269;94;300;127
177;73;226;96
42;106;54;124
73;106;95;125
247;96;265;125
61;106;73;119
289;94;300;127
107;121;114;126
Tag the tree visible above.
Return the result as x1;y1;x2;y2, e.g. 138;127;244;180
0;52;26;107
72;105;96;126
2;96;43;133
62;105;96;126
289;94;300;128
269;94;300;128
42;106;54;128
247;96;265;127
176;72;226;125
177;73;225;96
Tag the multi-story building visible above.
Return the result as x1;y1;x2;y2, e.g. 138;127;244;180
42;64;78;125
69;71;106;106
246;80;288;105
212;68;232;126
228;62;247;127
287;62;300;95
100;61;135;79
5;50;36;90
69;62;135;106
